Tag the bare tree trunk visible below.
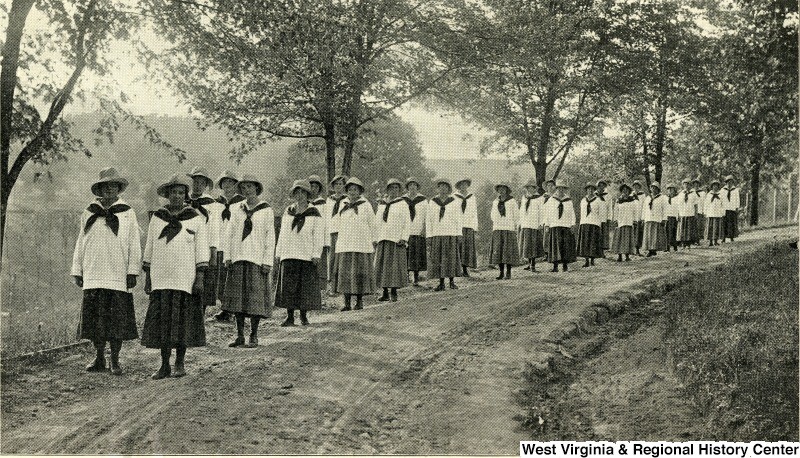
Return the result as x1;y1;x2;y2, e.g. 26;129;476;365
749;152;761;226
341;127;357;177
653;102;667;183
324;122;336;185
0;0;36;269
533;82;558;182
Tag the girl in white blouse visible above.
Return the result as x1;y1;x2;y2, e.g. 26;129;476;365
544;182;577;272
489;183;519;279
577;182;604;267
611;183;636;262
374;179;411;302
518;181;545;272
274;180;325;326
705;180;725;246
426;179;463;291
333;177;377;311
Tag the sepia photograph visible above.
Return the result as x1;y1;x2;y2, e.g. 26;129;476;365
0;0;797;455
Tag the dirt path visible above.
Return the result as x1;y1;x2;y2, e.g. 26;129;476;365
2;226;795;454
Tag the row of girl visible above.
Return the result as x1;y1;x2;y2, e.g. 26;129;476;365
69;167;741;379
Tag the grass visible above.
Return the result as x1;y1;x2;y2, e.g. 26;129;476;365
664;242;799;440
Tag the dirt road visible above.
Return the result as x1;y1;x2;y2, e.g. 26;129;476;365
1;226;795;454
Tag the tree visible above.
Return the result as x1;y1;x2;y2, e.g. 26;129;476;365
147;0;450;184
425;0;626;185
266;115;436;212
696;0;798;225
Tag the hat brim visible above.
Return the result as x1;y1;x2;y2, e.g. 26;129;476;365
494;184;511;192
455;179;472;186
157;182;189;198
619;184;632;192
91;178;128;197
345;183;365;192
386;182;402;190
290;185;312;196
405;181;420;189
189;174;214;188
237;180;264;196
330;176;347;186
584;184;597;190
217;176;238;188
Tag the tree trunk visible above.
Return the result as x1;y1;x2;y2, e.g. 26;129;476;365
749;152;761;226
324;122;336;185
533;82;558;182
341;128;357;177
0;0;36;270
653;102;667;183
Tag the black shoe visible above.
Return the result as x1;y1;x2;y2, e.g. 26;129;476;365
280;318;295;327
300;316;310;326
434;284;446;291
214;311;230;322
523;265;531;271
582;260;590;268
151;366;171;380
390;292;398;302
244;336;259;348
590;258;595;266
354;302;363;310
449;282;458;290
109;360;123;376
340;305;352;311
496;274;504;280
378;295;390;302
85;357;106;372
228;336;245;347
617;255;622;262
172;362;187;377
551;265;558;272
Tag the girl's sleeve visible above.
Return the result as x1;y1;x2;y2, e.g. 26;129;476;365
70;212;87;277
127;211;142;275
275;210;288;260
263;208;276;267
425;201;434;238
312;214;325;258
400;204;411;241
143;217;156;269
195;218;210;268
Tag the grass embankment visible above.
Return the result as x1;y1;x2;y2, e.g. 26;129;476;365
664;242;798;440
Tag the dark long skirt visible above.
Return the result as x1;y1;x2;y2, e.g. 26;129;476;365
223;261;272;318
318;246;329;290
677;216;697;242
375;241;409;288
328;233;339;281
696;214;706;241
489;230;519;265
141;289;206;348
274;259;322;311
78;288;138;342
635;220;644;248
334;252;376;294
519;228;544;259
723;210;739;239
577;224;604;258
600;221;611;249
460;227;477;268
547;227;577;263
215;251;227;301
428;235;462;278
197;252;219;310
642;221;668;251
706;216;724;241
542;225;550;255
611;225;636;255
666;216;678;249
407;234;428;271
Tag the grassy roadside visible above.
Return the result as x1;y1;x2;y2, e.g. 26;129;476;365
664;242;799;440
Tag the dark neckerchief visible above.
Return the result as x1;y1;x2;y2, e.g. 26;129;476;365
668;195;674;205
543;192;551;203
585;196;597;215
217;194;245;221
288;204;321;233
330;194;347;217
153;206;199;243
710;192;721;202
404;194;427;221
241;202;271;240
432;196;455;221
84;201;131;236
339;198;368;216
454;193;473;213
312;197;326;206
497;196;514;217
381;197;405;222
524;194;539;212
725;186;735;201
595;191;607;201
694;189;703;198
554;196;571;219
618;196;635;204
188;194;215;222
649;194;661;210
683;190;690;203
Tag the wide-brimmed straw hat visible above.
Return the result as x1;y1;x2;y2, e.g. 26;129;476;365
596;179;608;187
345;177;365;192
405;177;421;189
632;180;642;187
290;179;312;195
666;183;677;190
584;182;597;190
455;178;472;187
91;167;129;197
555;182;569;189
385;178;402;190
710;179;721;186
307;175;324;188
435;178;452;190
650;181;661;190
523;179;538;188
494;182;512;193
187;166;214;189
724;175;735;182
681;177;691;184
619;183;632;193
216;170;239;188
237;174;264;196
330;174;347;186
157;174;192;198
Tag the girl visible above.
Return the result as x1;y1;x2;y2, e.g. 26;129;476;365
490;182;519;279
705;180;725;246
308;175;330;292
334;177;377;311
722;175;740;242
518;180;544;272
692;177;706;245
71;167;141;375
611;183;636;262
214;170;244;322
327;175;348;290
595;179;611;250
676;178;698;249
454;178;478;277
403;177;428;285
577;182;603;267
665;183;680;252
540;179;557;258
632;180;646;256
426;179;463;291
141;174;208;379
375;179;411;301
642;182;668;257
188;167;223;314
223;175;275;348
544;182;577;272
274;180;325;326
